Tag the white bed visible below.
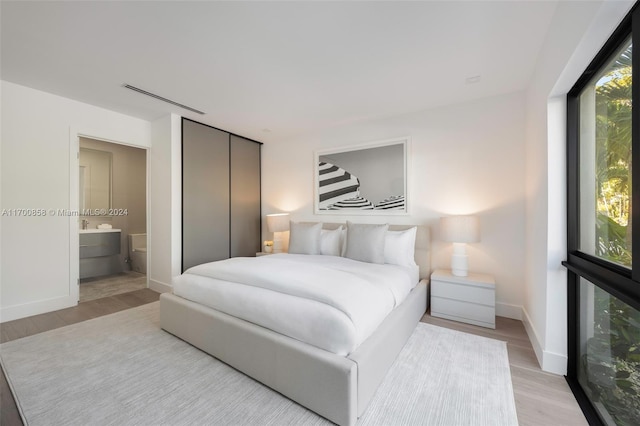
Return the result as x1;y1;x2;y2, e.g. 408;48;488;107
173;253;419;355
160;223;430;426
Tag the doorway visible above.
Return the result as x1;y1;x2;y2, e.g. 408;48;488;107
74;136;148;303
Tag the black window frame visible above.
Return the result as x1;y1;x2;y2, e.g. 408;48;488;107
565;3;640;425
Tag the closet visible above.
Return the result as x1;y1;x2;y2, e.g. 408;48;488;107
182;118;261;271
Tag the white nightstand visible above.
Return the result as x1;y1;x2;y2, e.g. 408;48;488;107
256;252;273;257
430;269;496;329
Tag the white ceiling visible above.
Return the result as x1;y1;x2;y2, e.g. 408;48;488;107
1;1;559;143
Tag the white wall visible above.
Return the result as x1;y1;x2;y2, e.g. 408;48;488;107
263;91;527;319
0;81;151;321
524;0;634;374
148;114;181;293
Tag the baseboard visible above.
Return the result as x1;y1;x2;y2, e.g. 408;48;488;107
149;279;172;293
541;350;568;375
522;307;544;367
495;302;523;320
0;295;77;323
521;307;567;375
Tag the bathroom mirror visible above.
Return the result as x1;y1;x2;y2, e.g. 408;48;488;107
79;148;112;211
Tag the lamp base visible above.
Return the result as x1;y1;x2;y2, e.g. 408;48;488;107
273;239;284;254
273;231;287;254
451;243;469;277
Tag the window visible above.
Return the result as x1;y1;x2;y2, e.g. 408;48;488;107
577;277;640;425
566;4;640;426
578;38;632;268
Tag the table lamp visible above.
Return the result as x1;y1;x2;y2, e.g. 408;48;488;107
440;215;480;277
266;213;290;253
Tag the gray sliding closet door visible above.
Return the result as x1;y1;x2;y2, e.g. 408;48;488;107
182;120;230;271
230;135;261;257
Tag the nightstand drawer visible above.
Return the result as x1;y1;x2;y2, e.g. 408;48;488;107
431;296;495;327
431;280;494;306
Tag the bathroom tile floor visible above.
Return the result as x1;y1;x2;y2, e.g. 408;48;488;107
80;271;147;302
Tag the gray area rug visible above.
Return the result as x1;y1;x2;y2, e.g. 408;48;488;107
1;302;518;425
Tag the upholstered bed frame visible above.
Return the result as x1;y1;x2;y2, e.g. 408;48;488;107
160;224;430;426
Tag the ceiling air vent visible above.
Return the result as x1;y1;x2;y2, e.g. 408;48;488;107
122;84;205;115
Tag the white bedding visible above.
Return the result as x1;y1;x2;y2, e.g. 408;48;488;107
172;254;419;355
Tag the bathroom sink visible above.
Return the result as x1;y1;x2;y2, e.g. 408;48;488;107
79;228;121;233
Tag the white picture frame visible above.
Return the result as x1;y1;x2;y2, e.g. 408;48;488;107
314;137;409;215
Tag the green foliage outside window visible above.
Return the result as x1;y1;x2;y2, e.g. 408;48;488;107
594;44;632;267
583;287;640;425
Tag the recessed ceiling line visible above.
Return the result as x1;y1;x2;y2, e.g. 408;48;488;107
122;84;205;115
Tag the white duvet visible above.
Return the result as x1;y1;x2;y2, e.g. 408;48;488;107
172;254;418;355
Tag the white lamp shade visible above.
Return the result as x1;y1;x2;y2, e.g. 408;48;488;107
267;213;290;233
440;215;480;243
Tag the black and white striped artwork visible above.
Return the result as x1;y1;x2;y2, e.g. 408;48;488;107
316;138;408;213
329;196;374;210
374;195;405;210
318;162;361;210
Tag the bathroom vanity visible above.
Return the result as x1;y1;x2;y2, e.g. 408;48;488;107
79;229;121;279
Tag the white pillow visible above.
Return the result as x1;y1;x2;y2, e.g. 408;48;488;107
288;222;322;255
320;226;343;256
344;221;388;264
384;227;417;267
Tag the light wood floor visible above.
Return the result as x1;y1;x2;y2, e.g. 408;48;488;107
1;297;587;426
421;314;588;426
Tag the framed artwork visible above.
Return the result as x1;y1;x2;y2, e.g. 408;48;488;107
314;137;409;214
